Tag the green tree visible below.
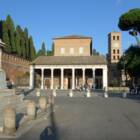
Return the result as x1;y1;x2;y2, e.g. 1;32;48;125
118;8;140;46
14;30;21;57
24;28;29;58
16;25;26;58
47;43;54;56
2;21;11;53
0;20;2;39
47;50;53;56
6;15;16;53
29;36;36;60
92;48;99;55
0;15;37;60
37;42;47;57
118;45;140;84
41;42;47;55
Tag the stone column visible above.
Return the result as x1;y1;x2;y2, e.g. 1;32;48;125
72;68;75;89
103;68;108;90
41;68;44;89
61;68;64;89
51;68;54;89
82;68;85;86
29;65;34;89
92;68;95;89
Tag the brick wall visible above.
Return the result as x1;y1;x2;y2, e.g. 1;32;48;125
1;52;30;85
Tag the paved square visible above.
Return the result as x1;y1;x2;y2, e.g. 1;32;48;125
2;93;140;140
52;95;140;140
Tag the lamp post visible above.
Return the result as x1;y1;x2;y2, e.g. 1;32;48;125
122;51;126;87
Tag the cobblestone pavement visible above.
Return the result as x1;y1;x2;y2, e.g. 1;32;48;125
1;92;140;140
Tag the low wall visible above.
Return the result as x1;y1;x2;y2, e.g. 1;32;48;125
108;87;129;92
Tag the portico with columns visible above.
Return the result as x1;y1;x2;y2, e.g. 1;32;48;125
30;62;108;90
29;35;108;90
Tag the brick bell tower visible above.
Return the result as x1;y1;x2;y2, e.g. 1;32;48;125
108;32;122;86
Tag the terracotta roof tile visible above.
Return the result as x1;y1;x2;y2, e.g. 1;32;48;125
32;56;107;65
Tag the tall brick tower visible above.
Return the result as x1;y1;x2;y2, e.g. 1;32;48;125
108;32;122;86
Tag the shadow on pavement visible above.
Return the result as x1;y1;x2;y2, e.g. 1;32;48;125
16;113;24;129
40;100;60;140
23;88;35;96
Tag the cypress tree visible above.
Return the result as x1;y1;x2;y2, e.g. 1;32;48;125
24;28;29;58
41;42;47;55
2;21;11;53
29;36;36;60
0;15;37;60
6;15;16;53
16;25;26;58
14;30;21;57
0;20;2;39
37;42;47;57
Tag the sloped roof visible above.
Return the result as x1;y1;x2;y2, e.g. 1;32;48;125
53;35;92;40
32;56;107;65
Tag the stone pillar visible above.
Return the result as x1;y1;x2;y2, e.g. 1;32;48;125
41;68;44;89
72;68;75;89
29;65;34;89
51;68;54;89
92;68;95;89
103;68;108;90
27;100;36;120
3;106;16;135
61;68;64;89
39;97;47;111
82;68;85;86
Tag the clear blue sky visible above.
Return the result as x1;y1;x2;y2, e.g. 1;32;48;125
0;0;140;54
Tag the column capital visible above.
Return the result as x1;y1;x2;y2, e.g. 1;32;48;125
103;68;108;71
30;65;34;69
82;68;86;71
51;68;54;71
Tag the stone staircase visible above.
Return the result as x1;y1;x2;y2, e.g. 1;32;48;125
25;89;99;98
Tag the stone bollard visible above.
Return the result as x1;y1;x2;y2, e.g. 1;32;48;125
27;100;36;120
122;92;127;98
104;92;108;98
53;89;56;97
39;97;47;111
69;89;73;97
36;89;40;97
86;89;91;98
3;105;16;135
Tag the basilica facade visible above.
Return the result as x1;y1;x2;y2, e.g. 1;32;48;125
29;35;108;90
